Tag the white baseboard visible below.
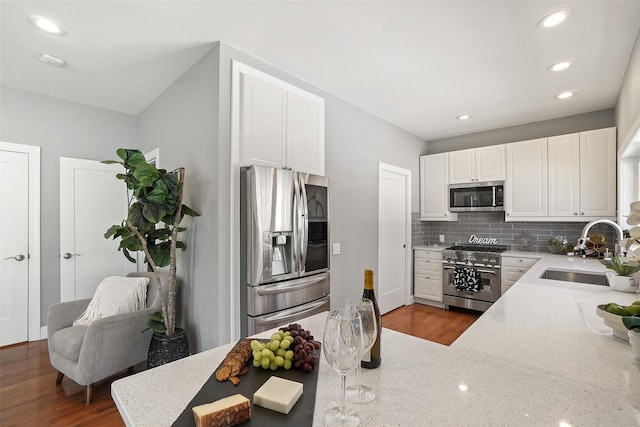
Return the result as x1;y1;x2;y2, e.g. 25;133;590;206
40;326;47;340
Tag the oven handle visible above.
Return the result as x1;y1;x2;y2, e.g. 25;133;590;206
443;265;498;275
256;274;328;296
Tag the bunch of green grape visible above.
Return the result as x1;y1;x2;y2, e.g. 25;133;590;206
250;330;295;371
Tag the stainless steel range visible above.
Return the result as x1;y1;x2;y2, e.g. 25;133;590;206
442;244;508;312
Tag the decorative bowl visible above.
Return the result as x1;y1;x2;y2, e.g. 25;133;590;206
596;305;630;340
606;272;639;293
628;329;640;360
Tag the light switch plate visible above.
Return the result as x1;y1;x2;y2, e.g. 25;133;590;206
332;243;341;255
439;234;445;243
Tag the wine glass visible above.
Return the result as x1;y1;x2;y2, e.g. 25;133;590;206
344;298;377;404
323;308;364;427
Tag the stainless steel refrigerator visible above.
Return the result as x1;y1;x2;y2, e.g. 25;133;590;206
240;165;330;336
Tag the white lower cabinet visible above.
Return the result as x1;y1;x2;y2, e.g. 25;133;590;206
501;255;540;295
414;249;443;303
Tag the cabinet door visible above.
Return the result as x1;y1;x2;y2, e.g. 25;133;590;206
449;149;475;184
414;275;443;301
239;74;287;168
505;138;548;218
580;128;616;217
548;133;580;217
286;91;325;175
420;153;454;220
475;145;506;182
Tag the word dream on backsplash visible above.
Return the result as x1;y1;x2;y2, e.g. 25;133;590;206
469;235;498;244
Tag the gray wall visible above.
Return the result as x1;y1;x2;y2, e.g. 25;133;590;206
213;43;427;347
137;44;220;352
0;86;137;324
427;109;615;154
616;29;640;148
136;41;426;351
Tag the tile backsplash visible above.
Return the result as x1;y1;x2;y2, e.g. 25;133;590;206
412;212;618;253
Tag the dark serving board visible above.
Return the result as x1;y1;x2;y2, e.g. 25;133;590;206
172;342;321;427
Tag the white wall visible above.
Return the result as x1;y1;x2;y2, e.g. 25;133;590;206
0;86;137;324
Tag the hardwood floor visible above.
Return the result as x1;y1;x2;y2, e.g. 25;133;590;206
0;304;479;426
382;303;480;346
0;340;130;427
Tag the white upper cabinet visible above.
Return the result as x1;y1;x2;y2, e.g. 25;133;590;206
449;145;505;184
286;91;325;175
547;128;616;219
240;73;288;169
505;138;548;219
420;153;457;221
548;133;580;217
579;128;616;217
235;61;325;175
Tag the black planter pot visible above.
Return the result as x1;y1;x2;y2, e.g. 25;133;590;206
148;328;190;368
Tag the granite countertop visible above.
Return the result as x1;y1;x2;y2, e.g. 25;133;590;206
112;254;640;426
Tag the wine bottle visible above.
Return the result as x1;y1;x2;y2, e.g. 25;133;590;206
361;269;381;369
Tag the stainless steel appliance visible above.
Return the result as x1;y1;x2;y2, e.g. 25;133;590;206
240;165;330;336
449;181;504;212
442;244;508;312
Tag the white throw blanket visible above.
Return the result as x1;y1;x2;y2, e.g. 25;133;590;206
73;276;149;326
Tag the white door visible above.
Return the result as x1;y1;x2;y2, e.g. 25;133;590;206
0;151;29;346
60;158;133;302
378;163;411;315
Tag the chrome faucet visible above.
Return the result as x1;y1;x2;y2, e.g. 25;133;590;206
575;219;625;256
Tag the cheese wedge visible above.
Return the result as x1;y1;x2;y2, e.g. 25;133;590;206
253;376;303;414
192;394;251;427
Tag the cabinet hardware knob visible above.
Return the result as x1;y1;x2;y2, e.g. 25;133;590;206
574;212;578;215
581;212;585;215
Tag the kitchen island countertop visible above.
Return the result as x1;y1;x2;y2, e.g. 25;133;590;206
112;254;640;426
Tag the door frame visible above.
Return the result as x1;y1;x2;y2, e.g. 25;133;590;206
0;141;41;341
377;162;412;310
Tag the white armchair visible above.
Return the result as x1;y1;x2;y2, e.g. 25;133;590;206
47;272;160;404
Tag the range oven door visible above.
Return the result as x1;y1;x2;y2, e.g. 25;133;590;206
443;265;501;311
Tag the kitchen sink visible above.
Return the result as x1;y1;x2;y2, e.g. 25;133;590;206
539;269;608;286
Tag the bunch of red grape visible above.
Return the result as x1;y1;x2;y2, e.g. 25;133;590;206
280;323;321;373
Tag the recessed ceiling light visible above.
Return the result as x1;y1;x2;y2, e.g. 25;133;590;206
456;114;471;120
555;91;575;100
28;15;66;35
39;53;65;67
538;10;570;28
547;60;572;72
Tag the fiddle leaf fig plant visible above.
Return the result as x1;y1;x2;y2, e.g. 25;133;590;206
103;149;200;336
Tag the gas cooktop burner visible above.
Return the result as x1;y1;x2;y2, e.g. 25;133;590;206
445;245;508;253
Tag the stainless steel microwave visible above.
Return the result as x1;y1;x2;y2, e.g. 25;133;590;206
449;181;504;212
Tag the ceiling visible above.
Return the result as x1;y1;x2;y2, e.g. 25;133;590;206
2;1;640;141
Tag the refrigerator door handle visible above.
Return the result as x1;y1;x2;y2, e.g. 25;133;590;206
253;297;329;328
256;274;327;296
300;174;309;272
292;172;301;273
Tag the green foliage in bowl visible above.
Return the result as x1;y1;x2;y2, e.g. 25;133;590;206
548;237;574;254
600;255;640;276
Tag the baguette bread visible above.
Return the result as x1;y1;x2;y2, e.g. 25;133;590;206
215;339;253;385
192;394;251;427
